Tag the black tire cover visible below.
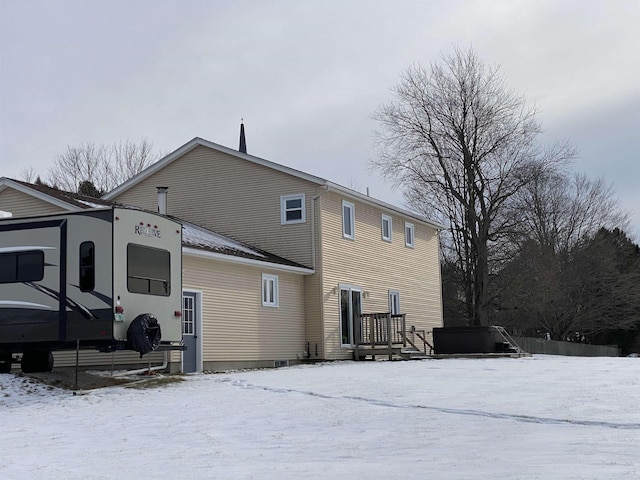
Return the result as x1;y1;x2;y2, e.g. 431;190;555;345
127;313;162;357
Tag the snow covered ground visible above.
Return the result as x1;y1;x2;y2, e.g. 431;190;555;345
1;355;638;479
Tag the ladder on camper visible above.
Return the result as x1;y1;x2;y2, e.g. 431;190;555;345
493;326;526;355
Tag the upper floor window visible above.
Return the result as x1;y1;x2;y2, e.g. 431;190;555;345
262;273;279;307
405;222;415;248
381;214;392;242
281;194;306;224
342;201;355;240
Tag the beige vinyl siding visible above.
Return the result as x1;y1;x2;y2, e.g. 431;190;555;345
53;350;165;369
113;146;319;267
183;255;306;363
319;192;442;359
0;189;67;218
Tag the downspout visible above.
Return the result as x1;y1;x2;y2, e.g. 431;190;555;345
157;187;168;215
435;228;445;328
309;184;331;360
311;184;331;270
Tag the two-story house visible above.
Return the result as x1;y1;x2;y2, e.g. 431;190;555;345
105;136;444;370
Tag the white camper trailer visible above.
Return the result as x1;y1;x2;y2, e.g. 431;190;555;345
0;207;183;373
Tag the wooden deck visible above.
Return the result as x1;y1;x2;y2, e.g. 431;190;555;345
354;313;433;361
354;314;529;361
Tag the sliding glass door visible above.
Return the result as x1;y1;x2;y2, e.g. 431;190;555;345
340;285;362;347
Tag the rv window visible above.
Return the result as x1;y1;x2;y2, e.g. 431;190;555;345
79;241;95;291
127;243;170;296
0;250;45;283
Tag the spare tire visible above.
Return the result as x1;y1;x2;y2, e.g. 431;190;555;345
127;313;162;357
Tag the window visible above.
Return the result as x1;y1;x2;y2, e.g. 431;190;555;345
182;294;194;335
389;290;400;315
405;222;415;248
381;214;392;242
0;250;44;283
342;201;355;239
262;274;279;307
281;194;306;224
79;242;95;291
127;244;171;296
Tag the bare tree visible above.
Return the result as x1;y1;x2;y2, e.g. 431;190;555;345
48;143;106;193
19;167;38;183
514;168;629;254
108;139;157;188
372;47;575;326
47;139;158;195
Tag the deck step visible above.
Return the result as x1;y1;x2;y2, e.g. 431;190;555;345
400;348;428;360
354;346;429;361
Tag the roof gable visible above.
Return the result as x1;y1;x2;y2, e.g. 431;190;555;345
103;137;326;200
0;177;115;211
102;137;445;229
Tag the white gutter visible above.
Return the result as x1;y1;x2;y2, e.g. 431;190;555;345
182;247;315;275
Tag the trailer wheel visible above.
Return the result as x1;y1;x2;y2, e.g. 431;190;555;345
21;350;54;373
0;354;12;374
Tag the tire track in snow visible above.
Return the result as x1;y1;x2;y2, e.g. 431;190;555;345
219;378;640;430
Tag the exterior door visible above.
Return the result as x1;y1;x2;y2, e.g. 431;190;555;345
182;292;198;373
389;290;400;315
340;285;362;346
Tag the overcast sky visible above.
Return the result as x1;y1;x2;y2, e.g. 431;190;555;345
1;0;638;237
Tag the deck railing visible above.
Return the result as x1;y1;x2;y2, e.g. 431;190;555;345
357;313;406;347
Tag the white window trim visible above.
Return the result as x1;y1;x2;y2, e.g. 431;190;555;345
262;273;279;307
280;194;306;225
405;222;415;248
342;200;355;240
381;214;392;242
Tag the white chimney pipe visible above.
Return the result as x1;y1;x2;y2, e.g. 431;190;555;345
157;187;168;215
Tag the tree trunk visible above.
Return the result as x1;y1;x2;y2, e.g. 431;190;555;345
472;242;490;326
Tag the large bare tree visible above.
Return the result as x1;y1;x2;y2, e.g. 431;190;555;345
47;139;158;195
372;47;575;326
